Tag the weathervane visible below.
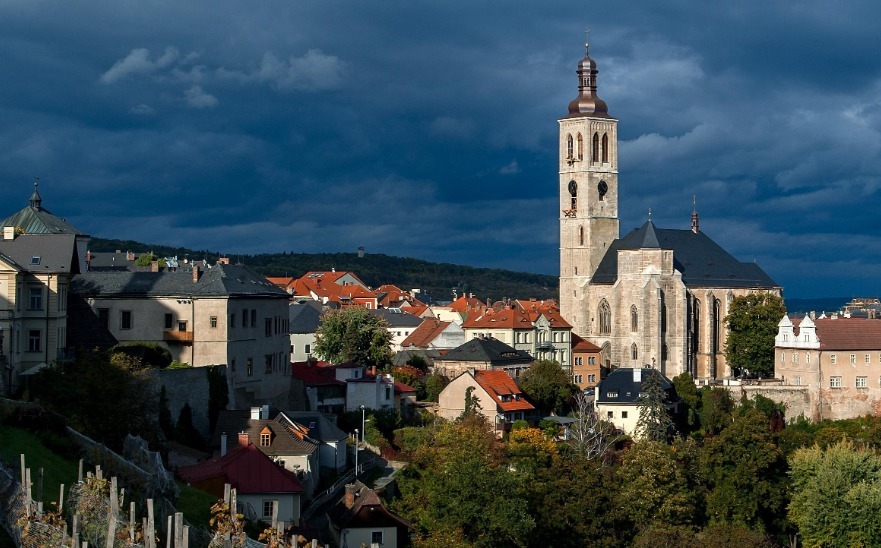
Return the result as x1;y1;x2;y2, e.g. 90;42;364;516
585;26;590;53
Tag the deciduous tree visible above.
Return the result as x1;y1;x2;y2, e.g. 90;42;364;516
313;306;393;367
724;293;786;378
519;359;575;414
636;370;675;442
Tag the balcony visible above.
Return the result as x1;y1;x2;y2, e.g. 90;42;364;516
536;341;554;351
163;331;194;344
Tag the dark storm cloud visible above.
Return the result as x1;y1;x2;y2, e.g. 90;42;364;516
1;0;881;298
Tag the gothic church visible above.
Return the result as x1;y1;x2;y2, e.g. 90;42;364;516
558;40;780;382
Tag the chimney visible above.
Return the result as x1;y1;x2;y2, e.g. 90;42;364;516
193;265;201;282
150;261;159;272
250;407;261;420
262;404;270;420
2;226;15;241
127;250;135;261
220;433;228;456
218;257;230;264
344;484;357;508
238;432;249;447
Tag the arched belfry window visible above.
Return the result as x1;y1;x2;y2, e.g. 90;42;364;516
566;134;574;159
631;305;638;332
598;300;612;335
579;226;584;246
631;343;638;361
577;134;584;160
602;133;609;163
568;180;577;210
592;133;600;163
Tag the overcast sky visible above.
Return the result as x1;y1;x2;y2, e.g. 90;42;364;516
2;1;880;299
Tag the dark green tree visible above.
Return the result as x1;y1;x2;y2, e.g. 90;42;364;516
423;373;447;402
313;307;393;367
460;386;483;420
700;387;735;436
636;370;675;442
672;372;701;434
519;359;575;414
724;293;786;378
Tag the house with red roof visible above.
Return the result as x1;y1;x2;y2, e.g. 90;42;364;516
290;271;375;308
776;314;881;420
401;318;466;350
438;369;536;435
290;360;364;414
326;481;413;548
572;333;603;389
177;433;304;526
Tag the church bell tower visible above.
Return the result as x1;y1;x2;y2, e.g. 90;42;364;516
559;35;619;336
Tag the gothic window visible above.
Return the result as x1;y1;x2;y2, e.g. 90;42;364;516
662;344;668;361
598;300;612;335
577;133;584;160
569;180;577;210
631;343;638;360
601;133;609;163
592;133;599;163
630;305;638;332
579;226;584;246
566;134;574;159
601;342;611;367
713;299;722;354
692;299;701;352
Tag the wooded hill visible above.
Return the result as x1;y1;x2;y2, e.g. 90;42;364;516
88;238;559;303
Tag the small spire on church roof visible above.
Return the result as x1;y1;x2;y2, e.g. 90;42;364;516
691;195;700;234
29;178;43;210
648;208;652;221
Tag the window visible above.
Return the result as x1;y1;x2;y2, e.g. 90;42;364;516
305;343;311;355
630;305;638;332
371;531;384;545
243;309;248;328
830;354;837;364
577;133;584;160
265;354;273;374
251;309;257;327
261;433;271;446
230;313;236;329
794;376;801;386
607;411;613;419
385;385;392;400
866;354;871;364
588;356;596;365
621;411;628;419
566;134;574;158
265;318;272;337
230;359;236;372
830;376;842;388
29;256;41;265
28;330;41;352
164;313;173;329
592;132;599;162
57;283;67;311
574;374;583;383
792;353;798;363
121;310;132;330
246;358;253;377
851;354;856;365
588;374;596;383
210;316;218;328
857;376;868;388
177;321;187;332
598;300;612;335
806;354;811;364
98;308;109;329
781;352;785;363
262;500;276;519
601;133;609;162
574;356;583;366
29;287;42;310
631;343;638;360
579;226;584;246
606;391;618;398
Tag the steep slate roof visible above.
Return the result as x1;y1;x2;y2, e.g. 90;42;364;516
289;301;324;333
282;411;347;443
70;263;287;298
210;410;318;458
327;481;414;531
1;185;88;236
591;221;778;289
370;308;424;328
177;442;303;494
595;368;677;405
474;370;535;412
793;317;881;350
436;336;533;364
0;234;80;274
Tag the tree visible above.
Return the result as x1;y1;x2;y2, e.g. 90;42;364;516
788;440;881;547
724;293;786;378
313;306;393;367
460;386;483;420
519;359;575;414
700;387;734;436
672;372;700;434
566;391;619;465
636;370;675;442
134;252;166;267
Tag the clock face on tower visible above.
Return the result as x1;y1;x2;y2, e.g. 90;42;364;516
598;180;608;198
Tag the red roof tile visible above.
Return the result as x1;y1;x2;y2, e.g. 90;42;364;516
401;318;451;348
474;370;535;412
794;317;881;350
177;443;303;494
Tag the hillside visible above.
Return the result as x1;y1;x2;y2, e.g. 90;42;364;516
88;238;559;303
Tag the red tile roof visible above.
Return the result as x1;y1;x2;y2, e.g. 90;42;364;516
794;317;881;350
474;370;535;412
462;307;572;329
290;360;344;386
401;319;451;348
572;333;602;352
177;443;303;494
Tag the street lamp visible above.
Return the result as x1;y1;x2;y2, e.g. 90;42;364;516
354;428;359;477
360;405;366;445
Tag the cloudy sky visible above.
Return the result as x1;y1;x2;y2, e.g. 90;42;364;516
2;1;880;299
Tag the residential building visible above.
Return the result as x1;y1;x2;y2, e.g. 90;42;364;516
400;318;466;350
571;334;603;389
326;481;413;548
370;308;424;351
290;271;376;308
290;361;360;414
70;262;292;405
433;336;533;379
775;314;881;420
438;369;536;436
288;300;323;362
177;435;304;527
594;368;679;436
346;374;395;412
558;41;780;382
0;231;79;394
283;411;348;473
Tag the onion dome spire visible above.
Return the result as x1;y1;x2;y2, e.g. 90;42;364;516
565;29;611;119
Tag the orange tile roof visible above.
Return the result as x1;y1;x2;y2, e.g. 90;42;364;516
401;319;451;348
462;307;572;330
474;370;535;412
793;317;881;350
571;333;602;352
401;304;430;317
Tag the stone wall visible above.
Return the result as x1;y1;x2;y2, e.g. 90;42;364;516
736;384;813;420
153;367;215;438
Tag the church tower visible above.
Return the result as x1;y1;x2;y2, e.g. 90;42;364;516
559;36;619;336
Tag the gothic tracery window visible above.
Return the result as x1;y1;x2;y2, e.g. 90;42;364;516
592;133;600;163
602;133;609;163
577;133;584;160
598;300;612;335
579;226;584;246
631;343;638;361
566;134;574;159
630;305;638;332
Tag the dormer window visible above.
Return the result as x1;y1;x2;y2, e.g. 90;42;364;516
260;426;273;447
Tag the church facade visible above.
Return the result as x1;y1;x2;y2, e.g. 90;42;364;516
558;40;781;382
